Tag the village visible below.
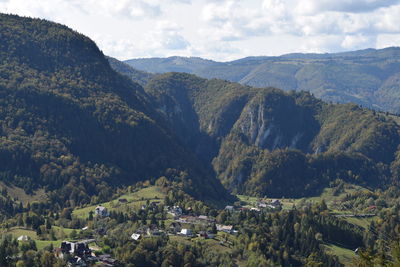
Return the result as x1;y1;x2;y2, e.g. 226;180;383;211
45;196;284;266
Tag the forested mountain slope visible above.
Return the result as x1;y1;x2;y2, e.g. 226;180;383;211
0;14;231;206
107;56;154;87
126;48;400;114
143;73;400;197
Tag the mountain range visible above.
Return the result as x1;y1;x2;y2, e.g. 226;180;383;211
0;13;399;207
125;48;400;114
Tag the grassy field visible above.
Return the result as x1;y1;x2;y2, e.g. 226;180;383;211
0;182;47;204
343;216;375;229
238;184;369;211
73;186;166;219
0;227;76;250
1;227;38;239
323;243;356;266
169;232;234;254
36;240;62;250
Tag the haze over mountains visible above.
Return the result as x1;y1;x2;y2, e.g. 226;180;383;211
125;48;400;114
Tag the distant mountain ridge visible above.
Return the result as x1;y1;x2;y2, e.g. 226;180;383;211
125;47;400;114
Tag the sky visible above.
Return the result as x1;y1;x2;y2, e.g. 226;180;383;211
1;0;400;61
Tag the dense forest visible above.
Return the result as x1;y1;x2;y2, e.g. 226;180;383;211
0;13;231;208
137;72;400;197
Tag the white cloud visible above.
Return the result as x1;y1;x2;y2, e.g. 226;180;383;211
78;0;161;19
295;0;400;15
92;21;190;59
2;0;400;60
341;34;376;49
152;21;190;50
377;34;400;48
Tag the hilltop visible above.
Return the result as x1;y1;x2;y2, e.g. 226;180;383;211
0;13;231;208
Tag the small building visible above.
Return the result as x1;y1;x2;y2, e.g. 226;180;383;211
118;198;128;203
216;224;233;234
98;254;119;266
146;225;164;236
17;235;29;242
178;215;198;224
168;222;182;234
225;205;234;211
60;241;92;257
270;199;282;207
180;229;193;237
131;233;141;241
198;231;215;239
168;206;183;217
257;202;268;208
95;206;109;217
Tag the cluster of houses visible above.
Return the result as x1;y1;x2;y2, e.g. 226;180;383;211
54;240;118;267
128;204;237;242
130;221;230;241
92;199;287;261
225;199;283;213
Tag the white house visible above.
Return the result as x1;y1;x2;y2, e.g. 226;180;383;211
17;235;30;241
180;229;193;236
216;224;233;233
95;206;109;217
225;205;234;211
131;233;141;241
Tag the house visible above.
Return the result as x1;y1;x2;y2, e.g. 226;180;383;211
270;199;282;207
216;224;233;234
180;229;193;237
17;235;30;241
178;215;197;224
199;215;209;221
131;233;141;241
168;222;182;234
168;206;183;217
197;231;215;239
146;225;164;236
118;198;128;203
257;202;268;208
225;205;234;211
66;256;87;267
95;206;109;217
60;241;92;257
98;254;119;266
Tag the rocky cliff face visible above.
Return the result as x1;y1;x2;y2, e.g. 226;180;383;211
142;72;400;197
